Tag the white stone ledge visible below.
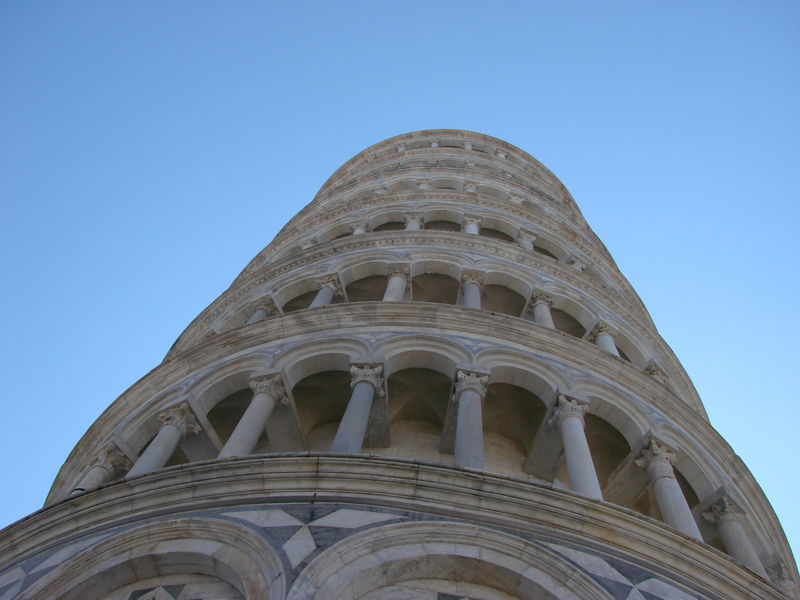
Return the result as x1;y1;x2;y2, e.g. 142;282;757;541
2;455;789;600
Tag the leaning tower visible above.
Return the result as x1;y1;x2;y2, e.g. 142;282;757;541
1;130;795;600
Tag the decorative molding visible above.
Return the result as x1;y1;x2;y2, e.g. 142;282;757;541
350;363;385;397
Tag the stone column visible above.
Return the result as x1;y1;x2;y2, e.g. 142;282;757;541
309;275;342;308
589;322;620;356
126;404;201;478
330;363;384;454
703;495;768;577
453;369;489;469
351;220;370;236
516;229;536;251
463;215;481;235
382;264;409;301
69;443;131;497
461;271;484;310
404;213;424;231
245;297;276;325
635;439;703;540
528;291;555;328
549;395;603;500
218;373;287;459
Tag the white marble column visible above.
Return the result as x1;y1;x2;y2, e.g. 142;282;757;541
126;404;201;478
463;215;481;235
589;322;620;356
382;264;409;301
516;229;536;251
635;439;703;540
309;275;342;308
404;213;424;231
528;291;555;328
218;374;287;458
246;297;276;325
549;395;603;500
703;495;768;577
461;271;484;310
330;363;384;454
351;220;370;236
69;443;131;497
453;369;489;469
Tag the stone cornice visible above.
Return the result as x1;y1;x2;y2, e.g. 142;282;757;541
7;456;795;599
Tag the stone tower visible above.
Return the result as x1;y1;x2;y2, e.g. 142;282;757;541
0;130;795;600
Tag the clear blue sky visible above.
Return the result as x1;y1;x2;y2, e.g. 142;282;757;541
1;2;798;558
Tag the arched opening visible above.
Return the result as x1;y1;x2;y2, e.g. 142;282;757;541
534;245;558;259
373;221;405;231
425;220;461;232
482;284;526;316
482;383;546;478
412;273;459;304
371;367;453;463
551;307;586;337
345;274;387;302
293;370;351;451
479;227;514;242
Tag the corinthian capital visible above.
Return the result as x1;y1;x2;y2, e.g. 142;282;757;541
588;321;615;342
350;363;385;397
634;438;676;480
386;263;410;278
644;361;668;384
250;372;288;405
158;403;201;437
463;214;482;228
316;274;343;296
461;270;485;289
516;229;537;247
404;213;424;228
528;290;552;308
90;442;131;472
454;369;489;399
703;495;746;525
548;394;589;427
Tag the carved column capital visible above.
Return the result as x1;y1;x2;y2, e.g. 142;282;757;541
548;394;589;427
350;220;371;234
454;369;489;399
634;438;676;479
253;296;277;315
250;373;289;405
158;403;201;437
461;270;485;290
528;290;552;309
416;179;432;190
463;214;482;228
464;180;479;192
386;263;410;278
703;495;746;525
300;237;317;249
644;361;668;384
516;229;537;248
89;442;131;472
566;256;587;272
316;274;343;296
404;213;424;227
588;321;616;342
350;363;385;397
